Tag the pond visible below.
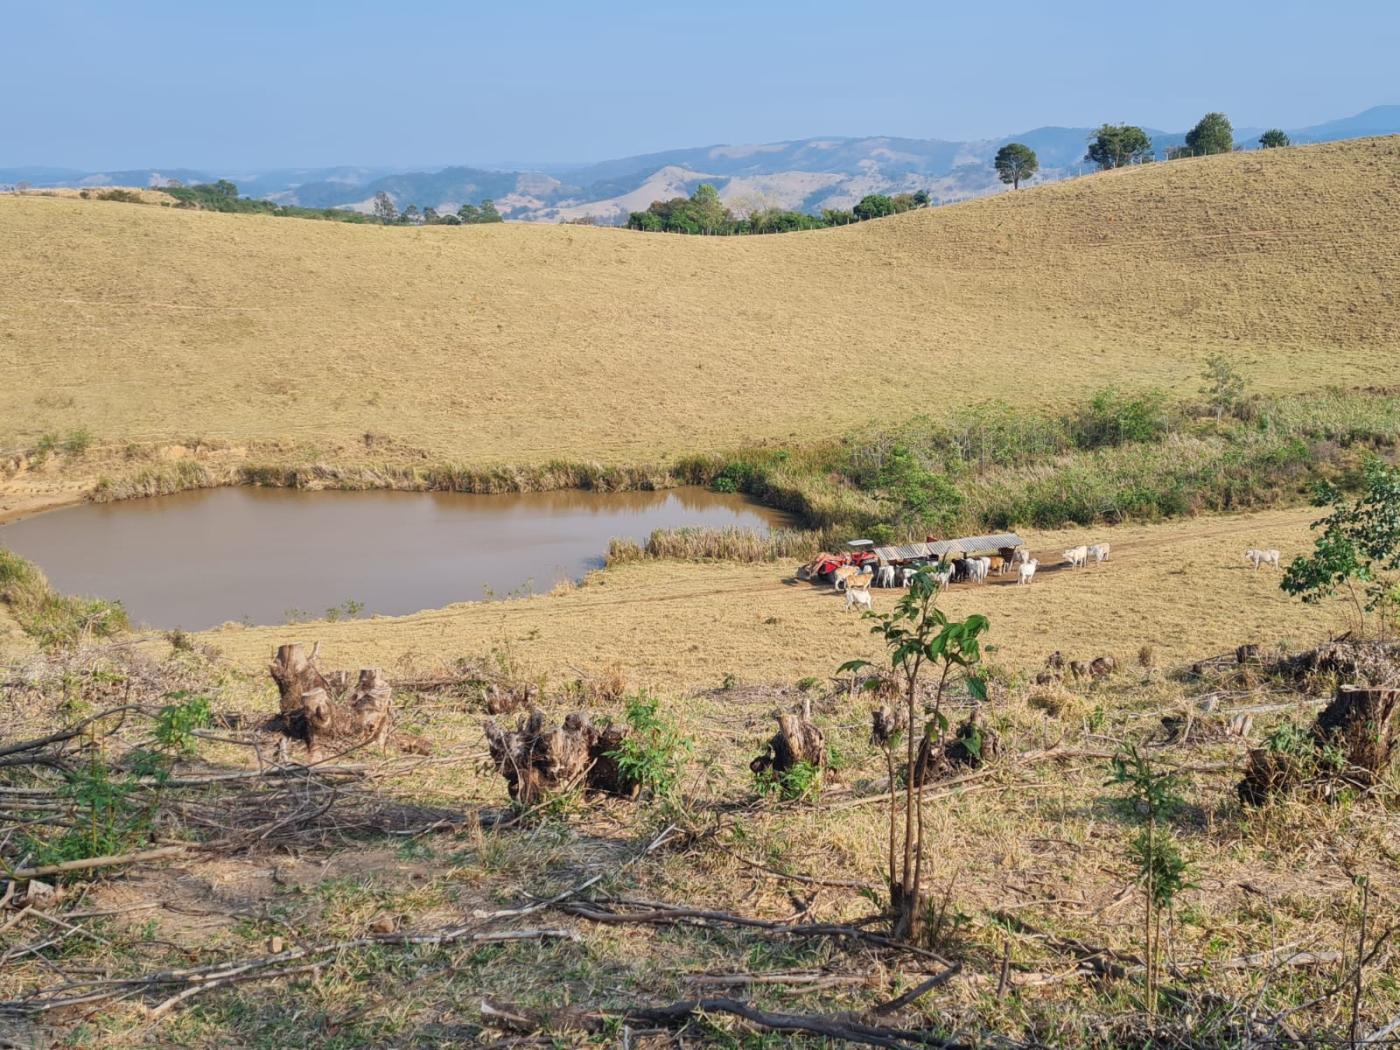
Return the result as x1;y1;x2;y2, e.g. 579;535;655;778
0;486;795;630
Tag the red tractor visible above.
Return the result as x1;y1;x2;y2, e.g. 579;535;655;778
800;540;879;583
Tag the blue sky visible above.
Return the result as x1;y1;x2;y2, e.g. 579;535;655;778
2;0;1397;169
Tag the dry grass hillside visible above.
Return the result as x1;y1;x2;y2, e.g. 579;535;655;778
2;137;1398;464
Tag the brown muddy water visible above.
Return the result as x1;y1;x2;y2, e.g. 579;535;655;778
0;487;795;630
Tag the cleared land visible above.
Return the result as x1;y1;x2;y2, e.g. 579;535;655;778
3;137;1399;463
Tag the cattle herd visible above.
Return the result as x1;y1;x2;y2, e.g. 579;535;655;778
824;542;1282;612
829;540;1112;609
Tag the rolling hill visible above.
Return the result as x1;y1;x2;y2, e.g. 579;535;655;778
4;106;1398;222
1;137;1397;466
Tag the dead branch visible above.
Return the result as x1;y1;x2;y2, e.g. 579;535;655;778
614;997;970;1049
5;846;189;881
560;898;956;970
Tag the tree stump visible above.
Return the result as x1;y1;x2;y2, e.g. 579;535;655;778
1238;684;1397;803
913;711;999;784
1238;748;1303;806
268;644;413;762
751;700;827;779
483;710;634;807
269;642;323;727
1312;685;1398;785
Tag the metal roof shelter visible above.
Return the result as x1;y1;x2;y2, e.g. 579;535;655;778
873;532;1025;564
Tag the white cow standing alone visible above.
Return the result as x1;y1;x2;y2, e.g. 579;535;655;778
1245;548;1282;570
1018;559;1039;585
845;580;873;611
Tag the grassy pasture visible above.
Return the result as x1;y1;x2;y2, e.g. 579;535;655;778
200;506;1336;688
2;137;1398;464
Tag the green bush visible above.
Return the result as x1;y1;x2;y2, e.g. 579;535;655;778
607;692;692;801
62;427;93;456
755;758;823;802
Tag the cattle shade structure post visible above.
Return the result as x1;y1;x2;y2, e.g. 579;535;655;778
872;532;1026;568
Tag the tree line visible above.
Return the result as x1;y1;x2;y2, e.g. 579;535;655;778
631;110;1297;237
993;112;1293;191
626;183;931;235
370;191;502;225
152;179;502;226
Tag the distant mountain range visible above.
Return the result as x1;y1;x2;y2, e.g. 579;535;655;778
5;106;1397;224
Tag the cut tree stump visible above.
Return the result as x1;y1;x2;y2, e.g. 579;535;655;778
913;710;999;785
268;643;423;762
1312;685;1398;785
483;709;634;807
750;700;827;780
1238;684;1397;803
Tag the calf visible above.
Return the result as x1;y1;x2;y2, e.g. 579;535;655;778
845;581;873;611
1089;543;1111;565
1064;545;1089;569
832;565;869;591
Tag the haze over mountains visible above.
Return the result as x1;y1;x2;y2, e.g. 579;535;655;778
5;105;1397;224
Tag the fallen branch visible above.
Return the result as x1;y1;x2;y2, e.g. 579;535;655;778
561;898;956;969
871;966;963;1015
4;846;189;881
616;997;970;1049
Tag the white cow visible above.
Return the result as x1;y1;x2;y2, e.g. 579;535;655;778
933;568;954;591
1089;543;1111;565
901;567;917;587
1018;559;1039;585
845;581;873;611
1013;549;1032;566
877;564;897;588
1064;545;1089;569
1245;548;1281;570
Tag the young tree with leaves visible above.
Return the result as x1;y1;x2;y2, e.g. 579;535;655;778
993;143;1038;189
839;573;989;941
1185;111;1235;156
1199;352;1246;421
1283;458;1400;637
1086;124;1153;169
1258;128;1290;149
1107;745;1191;1017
